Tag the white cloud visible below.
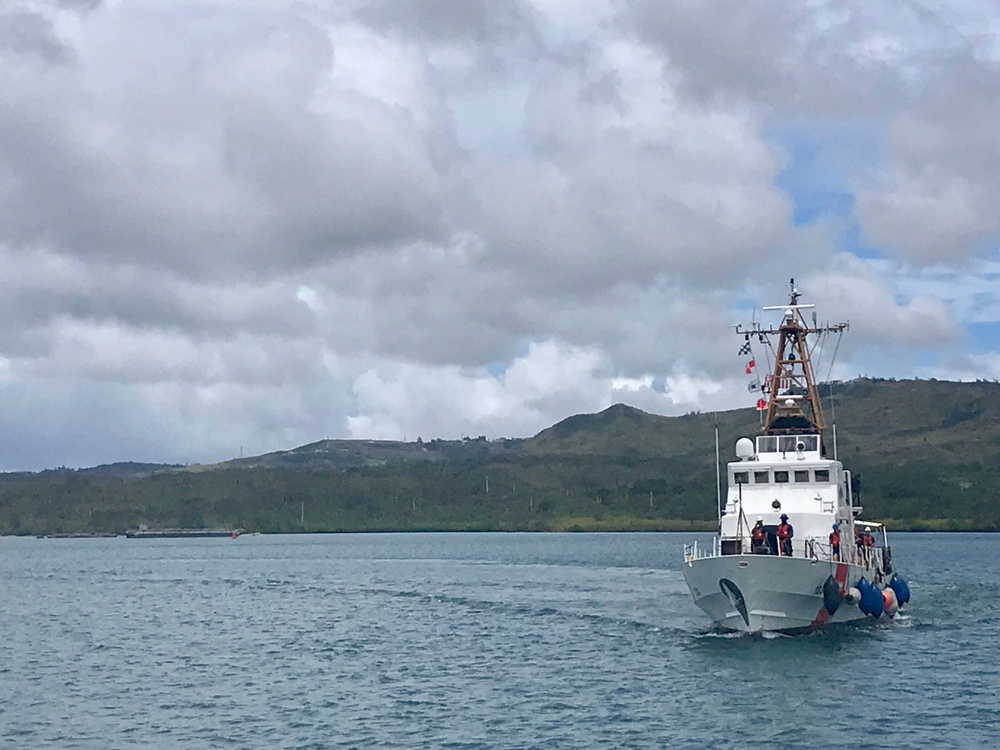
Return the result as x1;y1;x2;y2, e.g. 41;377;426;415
802;256;963;349
663;371;723;408
0;0;998;469
934;352;1000;382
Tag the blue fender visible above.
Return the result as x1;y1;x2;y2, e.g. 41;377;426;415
857;577;884;618
889;574;910;606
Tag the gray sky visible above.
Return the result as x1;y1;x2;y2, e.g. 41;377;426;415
1;0;998;470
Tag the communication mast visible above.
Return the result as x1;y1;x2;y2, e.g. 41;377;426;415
736;278;848;452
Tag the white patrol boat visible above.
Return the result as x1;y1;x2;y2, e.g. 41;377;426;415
682;279;910;634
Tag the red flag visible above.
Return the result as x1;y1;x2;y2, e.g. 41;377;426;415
745;359;755;374
756;398;767;410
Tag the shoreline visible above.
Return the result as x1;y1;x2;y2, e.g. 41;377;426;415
12;521;1000;537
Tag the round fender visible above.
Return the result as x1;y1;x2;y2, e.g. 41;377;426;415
882;587;899;618
844;587;862;606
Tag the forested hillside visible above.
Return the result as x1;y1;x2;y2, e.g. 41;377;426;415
3;378;1000;535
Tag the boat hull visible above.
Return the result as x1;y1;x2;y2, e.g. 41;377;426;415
682;554;876;634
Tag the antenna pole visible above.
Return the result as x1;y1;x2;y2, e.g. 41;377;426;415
715;415;722;520
829;381;838;460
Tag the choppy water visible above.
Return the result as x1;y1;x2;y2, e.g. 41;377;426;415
1;532;997;748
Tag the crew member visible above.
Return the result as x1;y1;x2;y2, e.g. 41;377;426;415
829;523;841;561
751;517;768;554
862;526;875;547
777;513;794;557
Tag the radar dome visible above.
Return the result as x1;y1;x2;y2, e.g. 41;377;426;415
735;438;755;460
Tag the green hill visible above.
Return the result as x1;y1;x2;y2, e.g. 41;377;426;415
3;378;1000;535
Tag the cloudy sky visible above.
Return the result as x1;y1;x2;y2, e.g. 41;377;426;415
1;0;998;470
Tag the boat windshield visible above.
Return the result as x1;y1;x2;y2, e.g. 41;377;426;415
756;434;819;454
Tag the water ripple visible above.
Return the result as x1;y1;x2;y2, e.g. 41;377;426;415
1;532;998;747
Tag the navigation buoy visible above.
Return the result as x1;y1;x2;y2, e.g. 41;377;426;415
844;586;861;606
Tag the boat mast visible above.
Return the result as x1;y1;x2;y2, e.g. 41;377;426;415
738;278;848;451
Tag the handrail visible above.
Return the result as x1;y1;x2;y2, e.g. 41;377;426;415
686;535;891;576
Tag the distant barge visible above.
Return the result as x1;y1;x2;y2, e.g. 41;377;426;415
125;526;242;539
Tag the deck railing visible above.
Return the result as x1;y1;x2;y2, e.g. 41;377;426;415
685;534;891;574
683;539;719;562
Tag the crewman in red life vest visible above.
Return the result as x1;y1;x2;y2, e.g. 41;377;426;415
751;517;768;554
777;513;793;557
829;523;841;561
862;526;875;547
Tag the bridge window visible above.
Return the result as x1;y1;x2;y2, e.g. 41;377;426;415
754;471;769;484
815;469;830;482
734;471;749;484
774;471;789;484
757;436;777;453
777;435;819;453
794;470;810;483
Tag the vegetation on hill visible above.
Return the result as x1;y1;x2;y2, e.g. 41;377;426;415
3;378;1000;535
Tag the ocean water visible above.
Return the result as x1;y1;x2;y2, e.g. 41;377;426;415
1;531;997;749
